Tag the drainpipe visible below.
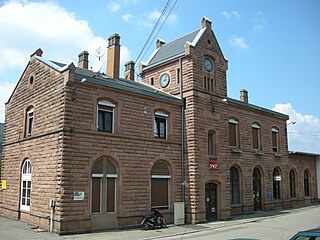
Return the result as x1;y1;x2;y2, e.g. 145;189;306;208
49;199;55;232
179;57;185;203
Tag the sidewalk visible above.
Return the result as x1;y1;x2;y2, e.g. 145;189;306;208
0;205;318;240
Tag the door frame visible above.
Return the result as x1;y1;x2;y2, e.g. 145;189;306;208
252;167;262;212
205;182;218;222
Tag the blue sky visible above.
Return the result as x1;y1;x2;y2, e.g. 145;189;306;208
0;0;319;153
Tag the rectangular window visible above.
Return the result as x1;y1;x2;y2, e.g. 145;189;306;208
151;178;168;209
208;132;217;157
176;68;180;84
21;180;31;210
106;177;116;212
203;77;207;90
229;119;238;147
26;108;34;137
91;177;102;213
154;112;167;139
272;128;279;152
97;102;114;133
210;79;214;92
252;124;260;150
151;77;154;85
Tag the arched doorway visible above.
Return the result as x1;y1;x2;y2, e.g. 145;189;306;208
205;183;217;221
252;168;262;211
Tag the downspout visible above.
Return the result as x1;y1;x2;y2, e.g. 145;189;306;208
179;57;185;203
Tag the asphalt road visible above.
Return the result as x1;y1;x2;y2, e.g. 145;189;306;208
0;205;319;240
161;205;320;240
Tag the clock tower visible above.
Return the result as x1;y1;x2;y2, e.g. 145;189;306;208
140;17;230;223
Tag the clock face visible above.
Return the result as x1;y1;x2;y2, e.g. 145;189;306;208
204;58;213;72
160;73;170;88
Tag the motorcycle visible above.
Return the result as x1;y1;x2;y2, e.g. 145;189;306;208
141;209;167;230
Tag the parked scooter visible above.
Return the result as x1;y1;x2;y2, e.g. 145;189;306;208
141;209;167;230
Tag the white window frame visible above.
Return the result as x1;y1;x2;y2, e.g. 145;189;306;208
97;100;115;133
26;108;34;137
20;159;31;211
154;111;168;139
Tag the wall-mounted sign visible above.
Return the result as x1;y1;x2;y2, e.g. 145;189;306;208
1;180;7;190
274;176;281;181
209;161;218;170
74;191;84;201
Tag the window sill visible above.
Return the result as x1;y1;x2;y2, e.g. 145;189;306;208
253;150;263;155
274;152;281;157
229;147;242;153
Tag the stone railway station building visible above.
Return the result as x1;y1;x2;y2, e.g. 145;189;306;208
0;17;319;234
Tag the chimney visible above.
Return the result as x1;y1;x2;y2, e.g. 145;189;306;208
78;50;89;69
201;16;212;29
124;61;135;80
156;38;166;49
107;33;121;79
240;89;249;103
30;48;43;61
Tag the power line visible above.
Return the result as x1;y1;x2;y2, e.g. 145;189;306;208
135;0;177;67
138;0;178;65
288;131;320;136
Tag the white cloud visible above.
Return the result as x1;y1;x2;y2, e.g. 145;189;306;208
122;14;133;22
273;103;320;154
229;36;249;49
222;10;241;21
0;1;132;122
253;11;268;31
108;2;121;12
122;10;177;29
0;82;16;123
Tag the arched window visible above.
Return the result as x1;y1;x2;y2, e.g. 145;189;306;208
97;100;115;133
91;159;117;214
154;111;168;139
151;162;170;209
289;169;296;198
273;168;281;199
230;167;240;204
208;131;217;157
252;123;261;150
25;106;34;137
304;170;310;197
228;118;239;147
21;159;31;211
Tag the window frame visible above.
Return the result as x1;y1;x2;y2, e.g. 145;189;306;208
304;169;310;197
151;162;171;209
20;159;31;211
230;167;240;204
208;131;217;157
97;100;115;133
25;107;34;137
271;127;279;153
289;169;296;198
91;159;117;214
228;118;239;148
273;168;281;199
252;123;261;150
154;111;168;140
